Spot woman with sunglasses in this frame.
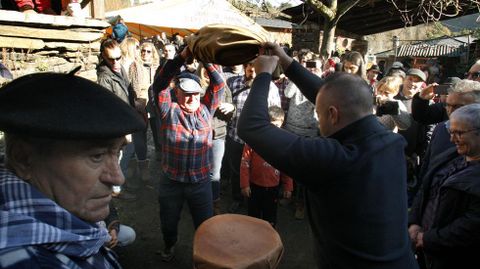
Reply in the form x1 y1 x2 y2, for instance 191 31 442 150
119 41 161 198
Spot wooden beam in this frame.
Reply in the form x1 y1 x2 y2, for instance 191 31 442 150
334 28 363 40
0 25 104 42
90 0 105 19
0 36 44 49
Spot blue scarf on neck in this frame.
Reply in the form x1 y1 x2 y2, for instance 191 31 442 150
0 167 109 258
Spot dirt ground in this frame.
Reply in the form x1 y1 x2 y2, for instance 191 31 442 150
113 141 316 269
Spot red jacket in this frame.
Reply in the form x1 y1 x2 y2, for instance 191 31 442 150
240 144 293 191
15 0 51 12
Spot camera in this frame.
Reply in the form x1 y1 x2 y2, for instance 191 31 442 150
376 100 400 116
433 84 449 95
305 61 317 68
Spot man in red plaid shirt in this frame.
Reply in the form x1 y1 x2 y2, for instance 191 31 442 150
152 47 225 261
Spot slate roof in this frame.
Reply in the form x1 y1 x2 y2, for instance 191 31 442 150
375 35 475 57
253 17 293 29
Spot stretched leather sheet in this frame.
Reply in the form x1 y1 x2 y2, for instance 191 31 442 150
193 214 284 269
186 24 271 66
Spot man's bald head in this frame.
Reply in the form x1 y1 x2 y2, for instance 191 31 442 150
315 72 373 136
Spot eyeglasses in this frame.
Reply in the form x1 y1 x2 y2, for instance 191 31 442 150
446 103 463 111
107 56 122 62
465 71 480 79
448 128 480 138
141 49 152 54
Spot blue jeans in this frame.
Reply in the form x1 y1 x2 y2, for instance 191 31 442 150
119 142 135 176
157 171 213 248
119 130 148 175
210 138 225 200
132 129 147 161
210 138 226 182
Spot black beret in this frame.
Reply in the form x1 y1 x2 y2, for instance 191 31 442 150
0 72 146 139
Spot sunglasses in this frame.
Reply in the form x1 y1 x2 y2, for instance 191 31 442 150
465 71 480 79
107 56 122 62
141 49 152 54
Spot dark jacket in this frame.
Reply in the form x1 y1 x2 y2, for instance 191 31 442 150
238 61 418 269
395 92 432 158
211 86 233 139
417 122 455 183
409 148 480 269
411 93 448 125
97 62 135 106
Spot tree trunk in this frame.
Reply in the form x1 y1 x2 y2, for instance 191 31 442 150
320 21 336 59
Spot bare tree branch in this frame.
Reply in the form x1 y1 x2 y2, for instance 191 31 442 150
335 0 364 24
306 0 336 21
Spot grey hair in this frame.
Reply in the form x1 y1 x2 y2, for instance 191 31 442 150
449 79 480 102
450 103 480 130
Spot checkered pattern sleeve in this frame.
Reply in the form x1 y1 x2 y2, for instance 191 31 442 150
203 63 225 115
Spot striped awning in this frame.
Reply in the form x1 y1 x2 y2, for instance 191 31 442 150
397 44 466 57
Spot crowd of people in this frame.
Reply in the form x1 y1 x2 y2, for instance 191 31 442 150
1 16 480 269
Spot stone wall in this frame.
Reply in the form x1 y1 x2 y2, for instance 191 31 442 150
0 10 109 83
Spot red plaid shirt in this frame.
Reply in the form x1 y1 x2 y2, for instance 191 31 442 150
154 57 224 183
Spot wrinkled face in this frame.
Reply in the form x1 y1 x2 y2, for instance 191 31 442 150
467 64 480 82
403 75 423 97
343 61 359 74
27 138 126 223
141 44 153 63
244 63 256 81
448 118 480 158
446 92 475 117
103 47 122 73
175 88 201 113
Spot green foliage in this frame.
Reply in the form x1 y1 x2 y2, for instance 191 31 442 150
36 61 49 72
453 28 480 40
425 22 452 39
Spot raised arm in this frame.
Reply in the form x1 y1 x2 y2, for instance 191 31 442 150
237 55 343 188
263 42 323 103
202 63 225 114
411 93 447 125
151 55 185 98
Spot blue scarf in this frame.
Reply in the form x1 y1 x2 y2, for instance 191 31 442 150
0 167 109 258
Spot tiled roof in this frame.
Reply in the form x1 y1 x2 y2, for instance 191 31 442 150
253 17 292 29
375 35 474 57
397 44 466 57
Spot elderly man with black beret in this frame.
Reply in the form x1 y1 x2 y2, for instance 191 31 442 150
0 71 145 268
